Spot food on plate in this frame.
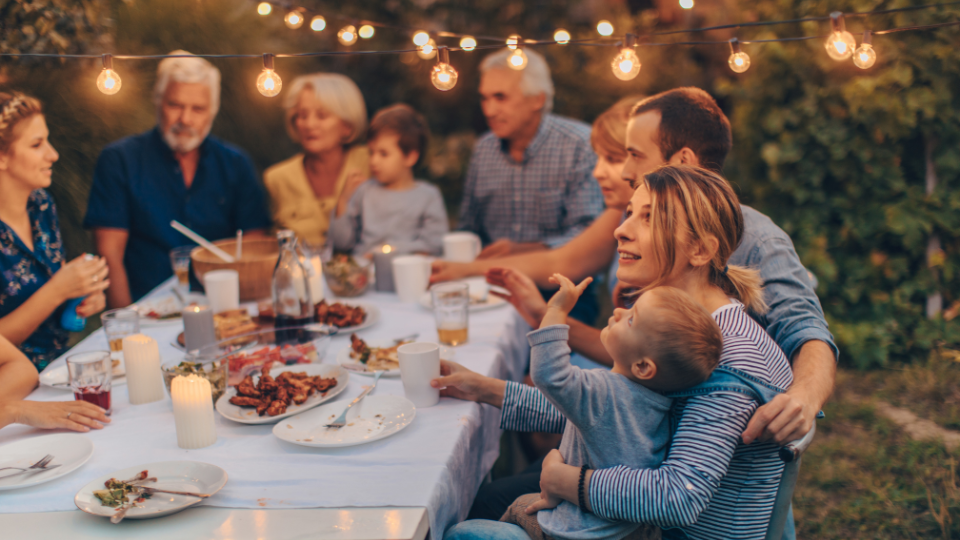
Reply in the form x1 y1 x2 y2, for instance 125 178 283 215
94 470 152 507
227 361 338 416
324 254 371 297
315 300 366 328
214 308 258 340
161 360 227 402
223 341 320 385
348 333 412 371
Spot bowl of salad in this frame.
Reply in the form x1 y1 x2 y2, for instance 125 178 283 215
324 254 371 297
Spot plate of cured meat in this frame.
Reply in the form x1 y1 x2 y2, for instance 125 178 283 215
215 362 349 425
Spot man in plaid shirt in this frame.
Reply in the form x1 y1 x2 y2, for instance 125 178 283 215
459 48 603 260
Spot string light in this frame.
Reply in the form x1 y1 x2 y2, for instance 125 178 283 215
310 15 326 32
508 43 528 71
825 12 856 60
554 29 571 44
338 25 358 46
727 38 751 73
96 54 122 95
284 11 304 29
597 20 614 37
506 34 520 50
256 2 271 16
431 46 458 91
611 34 640 81
359 24 375 39
413 31 430 47
460 36 477 51
256 53 282 97
418 39 438 59
680 0 694 8
853 30 877 69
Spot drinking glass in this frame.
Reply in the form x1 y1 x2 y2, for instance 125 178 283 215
432 283 469 346
100 308 140 364
169 246 194 293
67 351 112 415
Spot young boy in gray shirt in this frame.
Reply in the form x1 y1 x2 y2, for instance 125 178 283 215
501 275 723 540
329 104 448 257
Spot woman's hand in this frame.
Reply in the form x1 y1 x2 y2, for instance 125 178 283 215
430 360 505 408
4 400 111 432
430 260 470 284
47 255 110 303
546 274 593 315
486 268 548 328
75 292 106 318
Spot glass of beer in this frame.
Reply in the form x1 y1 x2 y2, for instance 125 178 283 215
169 246 194 293
432 283 469 346
100 308 140 365
67 351 112 415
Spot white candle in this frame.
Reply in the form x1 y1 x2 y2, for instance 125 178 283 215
306 254 324 306
171 374 217 449
122 334 165 405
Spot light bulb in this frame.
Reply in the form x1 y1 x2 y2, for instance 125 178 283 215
97 68 122 95
432 64 458 91
257 2 271 16
506 34 520 50
554 29 571 44
507 49 528 70
284 11 303 29
825 31 856 60
359 25 375 39
460 36 476 51
310 15 326 31
853 43 876 69
257 70 282 97
611 48 640 81
413 31 430 47
728 52 750 73
597 20 614 36
418 39 438 59
338 25 357 46
679 0 694 8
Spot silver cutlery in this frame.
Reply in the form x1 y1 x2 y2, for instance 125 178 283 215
140 486 211 499
393 333 419 344
0 454 58 476
324 371 382 428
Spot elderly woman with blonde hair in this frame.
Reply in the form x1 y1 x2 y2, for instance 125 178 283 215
264 73 370 248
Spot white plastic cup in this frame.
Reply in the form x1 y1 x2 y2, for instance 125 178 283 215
392 255 431 303
443 232 482 262
397 342 440 408
203 270 240 314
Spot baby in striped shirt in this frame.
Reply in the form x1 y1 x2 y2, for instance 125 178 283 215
501 275 723 540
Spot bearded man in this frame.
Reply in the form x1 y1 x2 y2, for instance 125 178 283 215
84 51 270 307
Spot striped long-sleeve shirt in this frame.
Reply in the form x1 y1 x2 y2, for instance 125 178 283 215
500 302 794 540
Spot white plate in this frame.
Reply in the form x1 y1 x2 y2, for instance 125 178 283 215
131 293 207 326
74 460 227 520
0 434 94 491
419 291 508 312
320 301 380 333
39 361 127 390
335 339 404 378
215 363 349 425
273 394 416 448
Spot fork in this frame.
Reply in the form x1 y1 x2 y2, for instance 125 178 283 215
324 371 382 428
0 454 58 476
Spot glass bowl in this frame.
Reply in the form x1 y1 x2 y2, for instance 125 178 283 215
161 357 228 403
190 324 336 386
324 254 372 297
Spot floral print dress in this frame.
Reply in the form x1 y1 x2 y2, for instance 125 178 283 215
0 189 68 371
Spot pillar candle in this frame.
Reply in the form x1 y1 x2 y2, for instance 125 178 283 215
373 244 396 293
122 334 166 405
171 374 217 449
306 254 325 306
182 305 216 352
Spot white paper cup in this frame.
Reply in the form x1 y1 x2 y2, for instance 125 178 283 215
203 270 240 314
443 232 482 262
398 342 440 408
392 255 431 303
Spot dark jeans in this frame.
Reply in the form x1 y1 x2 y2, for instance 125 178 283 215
468 456 544 521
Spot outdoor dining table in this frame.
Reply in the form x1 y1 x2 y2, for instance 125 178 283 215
0 277 532 540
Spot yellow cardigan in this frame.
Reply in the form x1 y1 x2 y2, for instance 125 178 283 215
263 146 370 247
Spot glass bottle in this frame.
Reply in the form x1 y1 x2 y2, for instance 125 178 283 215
272 230 313 342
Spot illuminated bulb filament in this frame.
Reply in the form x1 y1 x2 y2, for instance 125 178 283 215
508 49 528 70
554 29 571 44
853 43 876 69
460 36 476 51
338 25 357 46
611 48 641 81
359 25 375 39
824 13 856 61
284 11 303 29
507 34 520 50
431 63 459 91
310 16 326 31
413 31 430 47
97 69 122 95
257 2 272 16
257 69 282 97
597 20 614 36
680 0 694 8
418 39 437 59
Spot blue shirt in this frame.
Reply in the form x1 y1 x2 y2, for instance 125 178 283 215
458 114 603 248
0 190 68 370
84 128 271 300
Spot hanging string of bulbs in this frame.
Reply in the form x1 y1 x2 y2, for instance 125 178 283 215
3 1 958 96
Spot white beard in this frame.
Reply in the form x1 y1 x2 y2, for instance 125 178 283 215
162 122 211 153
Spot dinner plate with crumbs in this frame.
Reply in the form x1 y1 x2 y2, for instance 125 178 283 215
131 293 207 326
274 394 416 448
75 460 227 520
316 300 380 333
215 363 349 425
335 337 408 377
0 434 94 491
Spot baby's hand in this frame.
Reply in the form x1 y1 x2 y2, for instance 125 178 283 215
524 491 563 515
546 274 593 315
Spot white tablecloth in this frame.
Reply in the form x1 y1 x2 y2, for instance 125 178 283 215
0 279 532 537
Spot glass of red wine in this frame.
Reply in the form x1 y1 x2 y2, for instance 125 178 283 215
66 351 112 415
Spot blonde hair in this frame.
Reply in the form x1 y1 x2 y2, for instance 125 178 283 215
0 92 43 154
591 95 643 161
283 73 367 145
479 48 554 113
153 50 221 115
642 165 767 313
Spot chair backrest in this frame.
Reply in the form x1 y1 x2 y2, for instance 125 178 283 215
763 422 817 540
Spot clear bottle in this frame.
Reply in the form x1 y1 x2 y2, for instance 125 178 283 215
272 230 313 342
